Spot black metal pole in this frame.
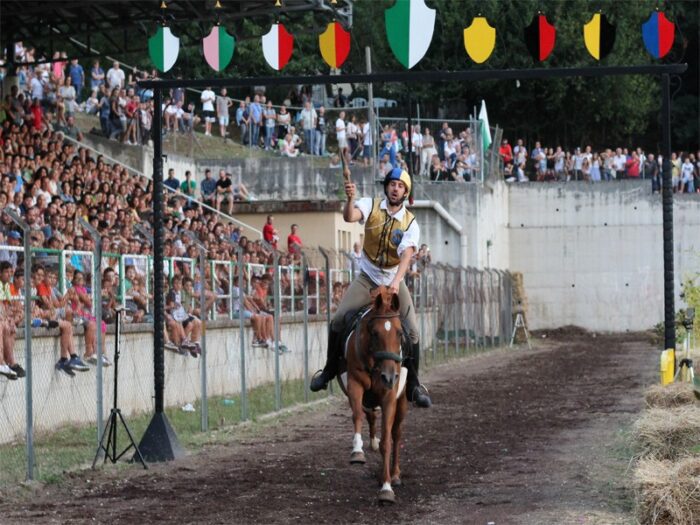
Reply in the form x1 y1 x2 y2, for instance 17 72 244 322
153 86 165 413
660 74 675 351
136 85 183 462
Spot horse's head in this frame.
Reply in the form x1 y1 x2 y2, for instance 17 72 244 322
365 286 403 390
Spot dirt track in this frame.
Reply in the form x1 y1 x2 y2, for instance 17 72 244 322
2 329 657 524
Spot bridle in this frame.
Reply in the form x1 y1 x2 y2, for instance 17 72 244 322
355 310 403 376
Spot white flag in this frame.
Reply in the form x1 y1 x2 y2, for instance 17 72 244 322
479 99 492 152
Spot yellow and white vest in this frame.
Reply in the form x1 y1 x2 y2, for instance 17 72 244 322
362 198 416 268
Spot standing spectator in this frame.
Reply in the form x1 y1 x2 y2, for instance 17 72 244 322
106 61 125 90
335 110 347 161
216 87 232 139
316 106 328 157
670 152 681 191
67 59 84 102
645 153 660 193
626 151 641 179
360 116 372 166
123 93 139 145
276 104 291 143
200 86 216 136
613 148 627 181
263 215 279 250
250 94 262 148
681 156 695 193
263 100 277 151
300 101 317 155
346 114 359 161
235 100 249 145
200 169 217 208
90 59 105 91
287 224 303 255
164 168 180 192
499 139 513 172
333 87 347 107
348 241 362 276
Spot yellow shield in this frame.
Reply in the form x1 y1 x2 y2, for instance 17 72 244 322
463 17 496 64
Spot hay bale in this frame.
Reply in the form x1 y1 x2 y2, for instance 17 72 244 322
645 383 698 408
633 406 700 460
634 456 700 525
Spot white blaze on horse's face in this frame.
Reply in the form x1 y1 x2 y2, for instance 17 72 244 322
384 320 391 332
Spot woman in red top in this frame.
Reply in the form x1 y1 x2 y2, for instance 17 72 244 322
625 152 641 178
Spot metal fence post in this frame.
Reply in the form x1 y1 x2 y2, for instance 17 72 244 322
77 218 105 446
4 208 34 481
301 251 310 403
183 231 208 431
272 252 282 411
235 245 248 421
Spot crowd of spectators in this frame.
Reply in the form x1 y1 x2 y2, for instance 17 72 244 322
498 139 700 193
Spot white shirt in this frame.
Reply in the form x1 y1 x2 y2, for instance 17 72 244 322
362 122 372 146
353 197 420 286
613 154 627 171
106 67 125 89
201 89 215 111
335 118 346 140
681 161 694 182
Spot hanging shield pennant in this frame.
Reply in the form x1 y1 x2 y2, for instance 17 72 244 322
148 26 180 73
203 25 236 72
642 11 675 59
524 13 556 62
463 16 496 64
385 0 436 69
319 21 351 69
262 23 294 70
583 13 616 60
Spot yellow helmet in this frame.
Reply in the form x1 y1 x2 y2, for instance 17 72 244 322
383 168 412 199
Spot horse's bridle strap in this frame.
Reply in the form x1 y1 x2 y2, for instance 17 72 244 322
373 351 403 363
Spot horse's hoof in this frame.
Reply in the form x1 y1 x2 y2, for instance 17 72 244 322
378 489 395 504
370 437 380 451
391 476 402 487
350 451 366 464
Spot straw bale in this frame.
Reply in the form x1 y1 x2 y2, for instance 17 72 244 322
645 383 698 409
634 456 700 525
632 406 700 460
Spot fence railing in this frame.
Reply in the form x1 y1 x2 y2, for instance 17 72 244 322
0 243 514 486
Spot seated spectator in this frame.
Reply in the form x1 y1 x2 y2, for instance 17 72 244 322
232 277 273 347
200 168 216 208
215 170 234 214
65 270 111 366
0 261 24 379
165 275 202 356
281 133 299 158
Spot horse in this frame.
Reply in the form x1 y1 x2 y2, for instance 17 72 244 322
336 285 409 504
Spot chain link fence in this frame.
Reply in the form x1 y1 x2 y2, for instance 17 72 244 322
0 243 513 485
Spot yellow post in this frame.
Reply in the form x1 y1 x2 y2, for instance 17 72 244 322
660 349 675 385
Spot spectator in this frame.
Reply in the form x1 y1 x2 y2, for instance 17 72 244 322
235 99 249 145
681 156 695 193
200 86 216 136
67 59 84 103
335 110 347 161
360 116 372 166
164 168 180 192
333 87 347 108
276 104 291 144
262 215 279 250
281 133 299 158
216 87 232 139
199 168 216 208
64 270 110 366
180 170 196 198
215 170 234 214
0 261 24 379
250 94 262 148
106 61 125 91
287 224 302 255
166 275 202 356
346 114 359 161
263 99 277 151
90 59 105 91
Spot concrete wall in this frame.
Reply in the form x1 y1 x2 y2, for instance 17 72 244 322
508 182 700 331
0 312 437 445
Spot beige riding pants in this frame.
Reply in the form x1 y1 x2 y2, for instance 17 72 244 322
331 272 419 344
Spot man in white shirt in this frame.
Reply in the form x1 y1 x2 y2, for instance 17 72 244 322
200 87 216 136
299 101 317 155
361 118 372 166
106 61 125 90
336 110 347 162
680 156 695 193
613 148 627 180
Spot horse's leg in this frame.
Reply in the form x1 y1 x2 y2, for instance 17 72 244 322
367 409 379 452
391 393 408 486
347 378 367 464
378 398 397 504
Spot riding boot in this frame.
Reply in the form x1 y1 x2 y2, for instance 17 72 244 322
310 328 343 392
406 342 432 408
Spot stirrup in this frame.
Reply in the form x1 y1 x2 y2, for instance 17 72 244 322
310 369 331 392
410 384 432 408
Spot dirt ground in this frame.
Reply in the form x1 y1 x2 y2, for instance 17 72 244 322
1 329 657 524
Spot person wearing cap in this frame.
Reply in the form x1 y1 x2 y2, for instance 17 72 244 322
309 167 432 408
0 231 20 268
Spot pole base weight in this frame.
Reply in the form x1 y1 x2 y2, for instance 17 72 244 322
136 412 184 463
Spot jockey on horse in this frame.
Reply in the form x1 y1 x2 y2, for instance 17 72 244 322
310 167 432 408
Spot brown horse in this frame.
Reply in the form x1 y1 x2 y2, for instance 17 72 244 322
337 285 409 504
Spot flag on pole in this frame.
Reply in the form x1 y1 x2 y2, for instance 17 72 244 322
479 100 492 152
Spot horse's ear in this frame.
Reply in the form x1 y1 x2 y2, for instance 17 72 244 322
374 291 384 310
391 292 400 312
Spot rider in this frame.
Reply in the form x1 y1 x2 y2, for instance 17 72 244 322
310 167 432 407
